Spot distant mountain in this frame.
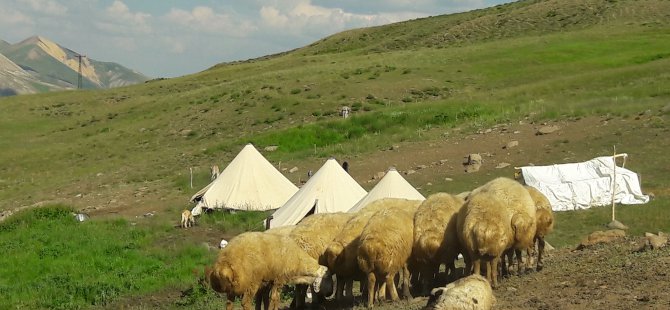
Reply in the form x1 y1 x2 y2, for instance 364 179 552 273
0 36 149 96
0 52 62 96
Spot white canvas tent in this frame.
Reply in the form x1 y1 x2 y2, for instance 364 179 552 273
269 158 367 228
348 167 426 212
520 154 649 211
190 143 298 212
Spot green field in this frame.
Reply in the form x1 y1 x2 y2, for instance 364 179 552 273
0 0 669 308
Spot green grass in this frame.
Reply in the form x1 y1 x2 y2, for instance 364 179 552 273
0 205 216 309
548 197 670 249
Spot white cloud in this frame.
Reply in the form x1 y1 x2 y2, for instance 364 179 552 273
165 6 256 37
98 0 152 34
19 0 67 16
0 7 34 26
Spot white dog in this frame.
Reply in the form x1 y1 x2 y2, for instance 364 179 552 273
181 209 194 228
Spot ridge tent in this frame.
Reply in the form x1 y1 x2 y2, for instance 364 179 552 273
520 154 649 211
348 167 426 212
190 143 298 212
269 158 367 228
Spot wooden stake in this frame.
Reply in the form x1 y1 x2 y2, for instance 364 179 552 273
190 167 193 189
612 145 616 221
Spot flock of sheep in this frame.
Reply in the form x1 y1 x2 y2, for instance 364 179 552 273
205 177 555 310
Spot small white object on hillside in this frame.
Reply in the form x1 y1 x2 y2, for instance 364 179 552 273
220 239 228 249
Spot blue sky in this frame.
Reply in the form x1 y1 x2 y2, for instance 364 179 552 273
0 0 512 78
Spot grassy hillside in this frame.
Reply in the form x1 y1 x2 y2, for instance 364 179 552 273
1 7 668 212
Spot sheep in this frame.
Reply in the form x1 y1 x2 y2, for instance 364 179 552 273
412 193 465 295
425 274 496 310
181 209 194 228
458 177 536 287
288 212 354 308
357 203 420 307
503 185 554 275
525 185 554 271
324 198 423 301
208 232 330 310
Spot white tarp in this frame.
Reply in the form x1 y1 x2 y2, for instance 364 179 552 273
521 154 649 211
269 158 367 228
190 143 298 211
348 167 426 212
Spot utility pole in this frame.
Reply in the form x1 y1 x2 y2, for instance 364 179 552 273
75 54 86 89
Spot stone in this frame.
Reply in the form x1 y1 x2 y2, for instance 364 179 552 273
607 220 629 230
444 177 453 182
439 159 449 164
536 125 560 135
416 164 428 170
180 129 193 136
576 229 626 250
264 145 279 152
390 144 400 151
661 104 670 114
405 169 416 175
372 171 386 180
463 153 482 173
647 234 668 249
289 167 299 173
496 162 511 169
504 141 519 149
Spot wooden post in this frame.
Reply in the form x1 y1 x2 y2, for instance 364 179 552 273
190 167 193 189
607 147 627 230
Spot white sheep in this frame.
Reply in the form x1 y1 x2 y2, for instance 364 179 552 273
324 198 422 301
357 203 420 307
208 232 330 310
458 177 536 287
412 193 465 295
425 274 496 310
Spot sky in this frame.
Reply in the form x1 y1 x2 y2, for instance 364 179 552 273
0 0 512 78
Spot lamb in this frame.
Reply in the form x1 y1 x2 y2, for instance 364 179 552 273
288 212 354 308
458 177 536 287
425 274 496 310
357 203 420 307
324 198 422 301
181 209 194 228
412 193 465 295
208 232 330 310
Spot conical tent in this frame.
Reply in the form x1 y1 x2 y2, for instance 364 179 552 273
191 144 298 211
269 158 367 228
348 167 425 212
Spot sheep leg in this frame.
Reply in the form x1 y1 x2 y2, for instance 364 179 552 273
335 275 345 300
242 293 254 310
537 237 545 271
366 272 376 308
293 284 307 309
345 278 354 300
473 258 481 278
386 273 400 301
226 294 236 310
269 284 280 310
515 248 524 275
491 256 500 288
401 264 412 300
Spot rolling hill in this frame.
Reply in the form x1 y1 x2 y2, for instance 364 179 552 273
0 35 149 96
0 0 668 215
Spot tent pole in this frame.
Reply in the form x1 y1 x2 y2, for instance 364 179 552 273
606 146 626 230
